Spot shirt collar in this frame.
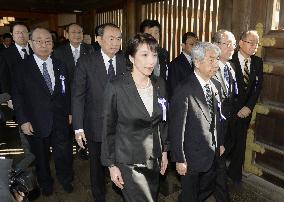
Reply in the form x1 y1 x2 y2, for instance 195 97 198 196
33 53 51 66
70 43 81 52
15 43 29 53
194 70 211 87
238 51 250 63
101 49 116 64
182 51 192 63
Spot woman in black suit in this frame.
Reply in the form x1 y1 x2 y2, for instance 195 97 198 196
101 33 168 202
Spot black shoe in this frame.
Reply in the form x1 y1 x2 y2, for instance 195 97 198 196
41 186 53 196
62 183 73 193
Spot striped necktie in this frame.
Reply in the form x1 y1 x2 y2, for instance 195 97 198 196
42 62 53 94
243 59 250 87
21 48 28 59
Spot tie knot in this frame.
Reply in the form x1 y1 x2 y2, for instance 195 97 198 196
42 62 47 69
22 48 27 53
109 59 113 64
204 84 210 90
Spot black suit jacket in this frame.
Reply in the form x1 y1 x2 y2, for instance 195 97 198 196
230 51 263 112
157 47 169 81
72 50 127 142
214 61 238 118
12 55 71 138
101 72 168 166
168 53 194 97
169 73 223 172
0 44 33 94
53 43 94 85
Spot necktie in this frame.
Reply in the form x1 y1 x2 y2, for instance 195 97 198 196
204 84 216 146
21 48 28 59
223 64 230 92
108 59 115 80
204 84 214 116
42 62 53 94
243 59 250 87
73 48 79 64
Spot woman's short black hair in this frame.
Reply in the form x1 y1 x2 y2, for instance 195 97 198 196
125 33 159 69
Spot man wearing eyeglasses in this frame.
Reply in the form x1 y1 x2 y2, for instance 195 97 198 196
12 27 73 196
228 30 263 184
212 29 239 202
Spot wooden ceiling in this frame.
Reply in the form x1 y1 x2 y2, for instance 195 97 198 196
0 0 124 13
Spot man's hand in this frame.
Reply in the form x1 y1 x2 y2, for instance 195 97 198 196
176 162 187 175
7 100 13 110
237 106 251 118
109 166 124 189
75 132 87 149
160 152 168 175
220 145 225 156
21 122 34 135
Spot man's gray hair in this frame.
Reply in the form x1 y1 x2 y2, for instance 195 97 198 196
191 42 221 62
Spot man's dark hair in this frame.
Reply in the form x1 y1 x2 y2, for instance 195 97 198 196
66 23 83 33
182 32 198 44
139 19 161 33
125 33 158 69
96 23 120 37
239 30 258 40
2 33 12 39
10 22 29 33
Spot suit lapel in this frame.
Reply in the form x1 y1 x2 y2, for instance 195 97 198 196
29 56 51 95
116 53 125 76
95 51 108 86
191 74 211 122
124 72 151 120
52 58 61 96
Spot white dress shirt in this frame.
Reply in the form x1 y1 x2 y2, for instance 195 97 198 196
15 43 30 59
101 49 117 74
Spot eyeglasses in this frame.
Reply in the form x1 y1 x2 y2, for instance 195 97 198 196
242 40 260 46
13 31 29 35
218 42 236 49
32 40 53 46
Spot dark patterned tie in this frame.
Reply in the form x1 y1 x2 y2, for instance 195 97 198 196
108 59 115 80
244 59 250 87
224 64 230 93
204 84 214 116
73 48 79 64
21 48 28 59
204 84 216 146
42 62 53 94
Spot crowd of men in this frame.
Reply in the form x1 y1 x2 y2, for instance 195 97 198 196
0 19 263 202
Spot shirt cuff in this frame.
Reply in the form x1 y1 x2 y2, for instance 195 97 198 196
75 129 84 134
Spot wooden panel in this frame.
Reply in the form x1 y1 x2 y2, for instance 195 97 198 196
264 47 284 62
260 74 284 105
182 0 187 35
172 0 177 58
177 0 182 54
255 150 284 175
199 0 205 40
204 0 211 41
212 0 218 35
255 111 284 151
188 0 193 32
193 0 199 34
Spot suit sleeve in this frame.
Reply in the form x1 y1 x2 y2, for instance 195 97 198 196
0 54 11 94
169 85 188 163
71 56 88 130
246 57 263 110
12 62 28 125
101 82 118 166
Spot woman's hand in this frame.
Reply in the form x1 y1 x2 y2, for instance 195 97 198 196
160 152 168 175
109 166 124 189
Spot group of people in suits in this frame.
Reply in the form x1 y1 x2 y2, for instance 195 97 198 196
0 17 263 202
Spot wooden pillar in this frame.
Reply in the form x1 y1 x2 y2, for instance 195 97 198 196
124 0 136 43
48 14 58 32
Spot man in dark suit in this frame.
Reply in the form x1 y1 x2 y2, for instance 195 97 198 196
72 23 126 202
53 23 93 86
212 29 238 202
228 30 263 183
53 23 93 160
12 27 73 196
140 19 169 81
169 42 225 202
0 23 36 174
0 33 12 52
168 32 198 97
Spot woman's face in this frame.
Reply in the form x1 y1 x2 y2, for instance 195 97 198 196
130 43 158 77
